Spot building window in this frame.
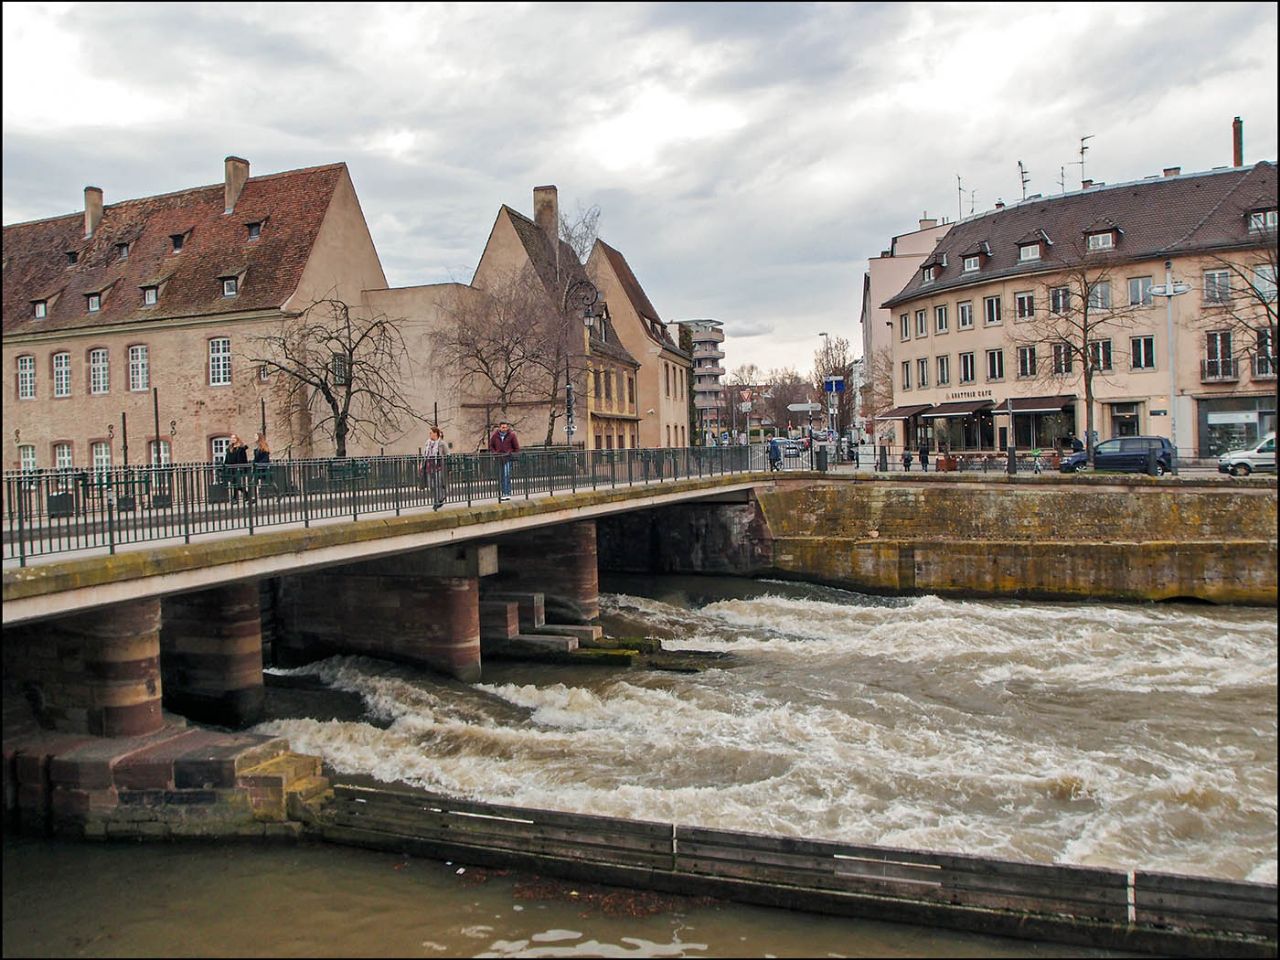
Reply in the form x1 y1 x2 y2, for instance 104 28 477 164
1248 209 1278 231
247 221 262 240
54 441 73 470
604 372 613 401
936 354 950 386
986 349 1005 381
1018 243 1040 261
1128 276 1153 307
957 301 973 329
963 255 980 273
1050 286 1071 315
1203 269 1231 303
923 266 935 283
258 364 271 383
116 243 129 260
934 305 948 334
1017 346 1037 378
209 337 232 386
87 293 101 313
34 300 47 319
1086 232 1114 250
92 441 112 475
53 351 71 397
1205 330 1233 374
1088 338 1113 371
143 286 158 306
899 314 910 341
1131 336 1156 370
593 369 602 399
1052 343 1073 374
1087 280 1112 310
210 436 231 463
19 444 37 472
331 353 350 386
150 440 171 466
171 234 185 252
129 345 149 391
959 351 976 384
66 250 78 265
915 310 927 338
1014 291 1035 320
628 376 635 406
89 347 109 394
916 358 928 388
664 364 671 397
1256 328 1277 377
17 355 36 399
901 361 911 391
1254 265 1278 302
983 296 1001 325
222 277 239 298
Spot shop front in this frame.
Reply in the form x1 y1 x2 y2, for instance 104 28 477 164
920 400 996 453
990 395 1078 452
1196 394 1278 457
874 404 933 454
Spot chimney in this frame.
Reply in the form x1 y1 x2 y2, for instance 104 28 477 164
1163 166 1181 178
224 156 250 214
919 216 937 230
1232 117 1243 167
533 184 559 274
1081 179 1094 190
84 186 104 238
994 200 1005 210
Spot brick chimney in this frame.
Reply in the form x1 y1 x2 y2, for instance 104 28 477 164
224 156 250 214
533 184 559 274
994 200 1005 210
84 186 103 238
1163 166 1181 178
1232 117 1243 167
1081 179 1094 190
919 215 937 230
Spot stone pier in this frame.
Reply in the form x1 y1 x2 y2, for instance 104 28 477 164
160 582 265 728
494 521 600 623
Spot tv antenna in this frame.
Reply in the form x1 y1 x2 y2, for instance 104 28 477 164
1018 160 1030 200
1073 135 1095 187
968 189 976 216
1058 165 1067 193
956 175 963 221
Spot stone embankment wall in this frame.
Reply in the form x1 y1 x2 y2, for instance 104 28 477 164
599 475 1277 605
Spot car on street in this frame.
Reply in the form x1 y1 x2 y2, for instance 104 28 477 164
1218 433 1276 476
1060 436 1175 476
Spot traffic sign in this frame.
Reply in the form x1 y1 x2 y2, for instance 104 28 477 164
787 402 823 412
823 376 845 393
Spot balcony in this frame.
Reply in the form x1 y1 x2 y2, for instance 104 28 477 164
696 365 726 378
694 346 726 361
693 396 722 410
1200 358 1239 382
692 327 725 345
1253 355 1278 380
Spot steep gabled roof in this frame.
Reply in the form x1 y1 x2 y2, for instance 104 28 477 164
884 161 1277 309
592 238 683 355
501 204 593 294
3 163 346 335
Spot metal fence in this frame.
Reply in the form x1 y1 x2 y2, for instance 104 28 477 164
3 445 752 566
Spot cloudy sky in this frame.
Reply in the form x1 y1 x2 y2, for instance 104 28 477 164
4 2 1277 374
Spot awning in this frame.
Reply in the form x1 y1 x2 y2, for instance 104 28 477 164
991 394 1077 415
875 403 933 420
920 400 995 419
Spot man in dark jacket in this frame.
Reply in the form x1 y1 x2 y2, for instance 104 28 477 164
488 420 520 500
223 434 250 501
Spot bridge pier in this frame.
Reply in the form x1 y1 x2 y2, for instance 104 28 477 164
495 520 600 623
275 545 495 682
160 583 266 729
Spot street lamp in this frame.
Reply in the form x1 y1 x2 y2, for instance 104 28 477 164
1151 262 1191 474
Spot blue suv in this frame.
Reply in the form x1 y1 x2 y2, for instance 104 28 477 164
1060 436 1174 476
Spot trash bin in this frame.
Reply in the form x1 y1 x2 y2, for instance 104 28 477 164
815 445 828 472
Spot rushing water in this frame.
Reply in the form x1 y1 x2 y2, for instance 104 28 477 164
4 575 1274 957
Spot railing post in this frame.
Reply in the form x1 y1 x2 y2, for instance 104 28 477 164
16 476 27 567
302 463 311 528
106 497 117 556
394 456 402 516
182 466 192 544
350 463 358 522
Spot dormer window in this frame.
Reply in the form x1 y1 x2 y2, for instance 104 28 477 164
1249 209 1278 232
87 293 101 313
222 277 239 297
922 266 936 283
246 221 262 240
170 233 186 253
66 250 78 265
33 300 47 319
116 242 130 260
1086 231 1115 250
1019 243 1041 261
963 255 980 273
143 286 158 306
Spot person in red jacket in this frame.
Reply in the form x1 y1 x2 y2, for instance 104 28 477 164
488 419 520 501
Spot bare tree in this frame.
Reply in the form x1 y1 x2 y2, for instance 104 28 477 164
1194 236 1279 378
559 202 602 265
1009 240 1146 462
761 367 809 436
811 335 856 436
247 297 419 458
862 346 897 443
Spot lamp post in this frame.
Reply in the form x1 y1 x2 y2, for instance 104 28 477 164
563 278 597 446
819 331 837 461
1151 262 1191 475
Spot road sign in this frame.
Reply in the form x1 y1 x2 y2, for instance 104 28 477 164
788 402 823 412
823 376 845 393
738 402 752 412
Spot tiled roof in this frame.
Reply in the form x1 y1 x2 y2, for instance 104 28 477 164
884 161 1278 309
593 238 686 357
3 163 346 335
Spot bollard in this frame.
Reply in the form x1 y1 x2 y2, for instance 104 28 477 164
878 445 889 472
1007 445 1017 475
1146 446 1158 476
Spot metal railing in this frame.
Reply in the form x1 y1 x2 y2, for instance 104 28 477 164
1201 357 1239 382
3 446 752 566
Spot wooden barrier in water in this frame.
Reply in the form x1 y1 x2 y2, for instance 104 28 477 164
322 784 1277 958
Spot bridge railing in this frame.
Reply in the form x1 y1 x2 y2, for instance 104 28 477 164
2 445 753 566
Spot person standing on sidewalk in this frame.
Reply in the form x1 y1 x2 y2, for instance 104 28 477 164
488 419 520 501
919 442 930 472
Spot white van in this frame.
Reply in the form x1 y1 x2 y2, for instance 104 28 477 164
1217 433 1276 476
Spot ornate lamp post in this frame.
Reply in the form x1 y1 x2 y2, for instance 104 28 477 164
1151 262 1190 474
563 279 598 444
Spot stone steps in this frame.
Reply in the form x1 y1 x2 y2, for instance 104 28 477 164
238 751 327 822
524 623 604 645
481 633 579 655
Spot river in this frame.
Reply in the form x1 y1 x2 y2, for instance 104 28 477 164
4 574 1275 957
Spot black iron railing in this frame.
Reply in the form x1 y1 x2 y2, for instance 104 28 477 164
3 446 753 566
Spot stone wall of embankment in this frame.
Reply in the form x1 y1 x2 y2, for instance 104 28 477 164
598 475 1277 605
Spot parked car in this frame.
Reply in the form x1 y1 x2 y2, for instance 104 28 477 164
1218 433 1276 476
1060 436 1174 476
